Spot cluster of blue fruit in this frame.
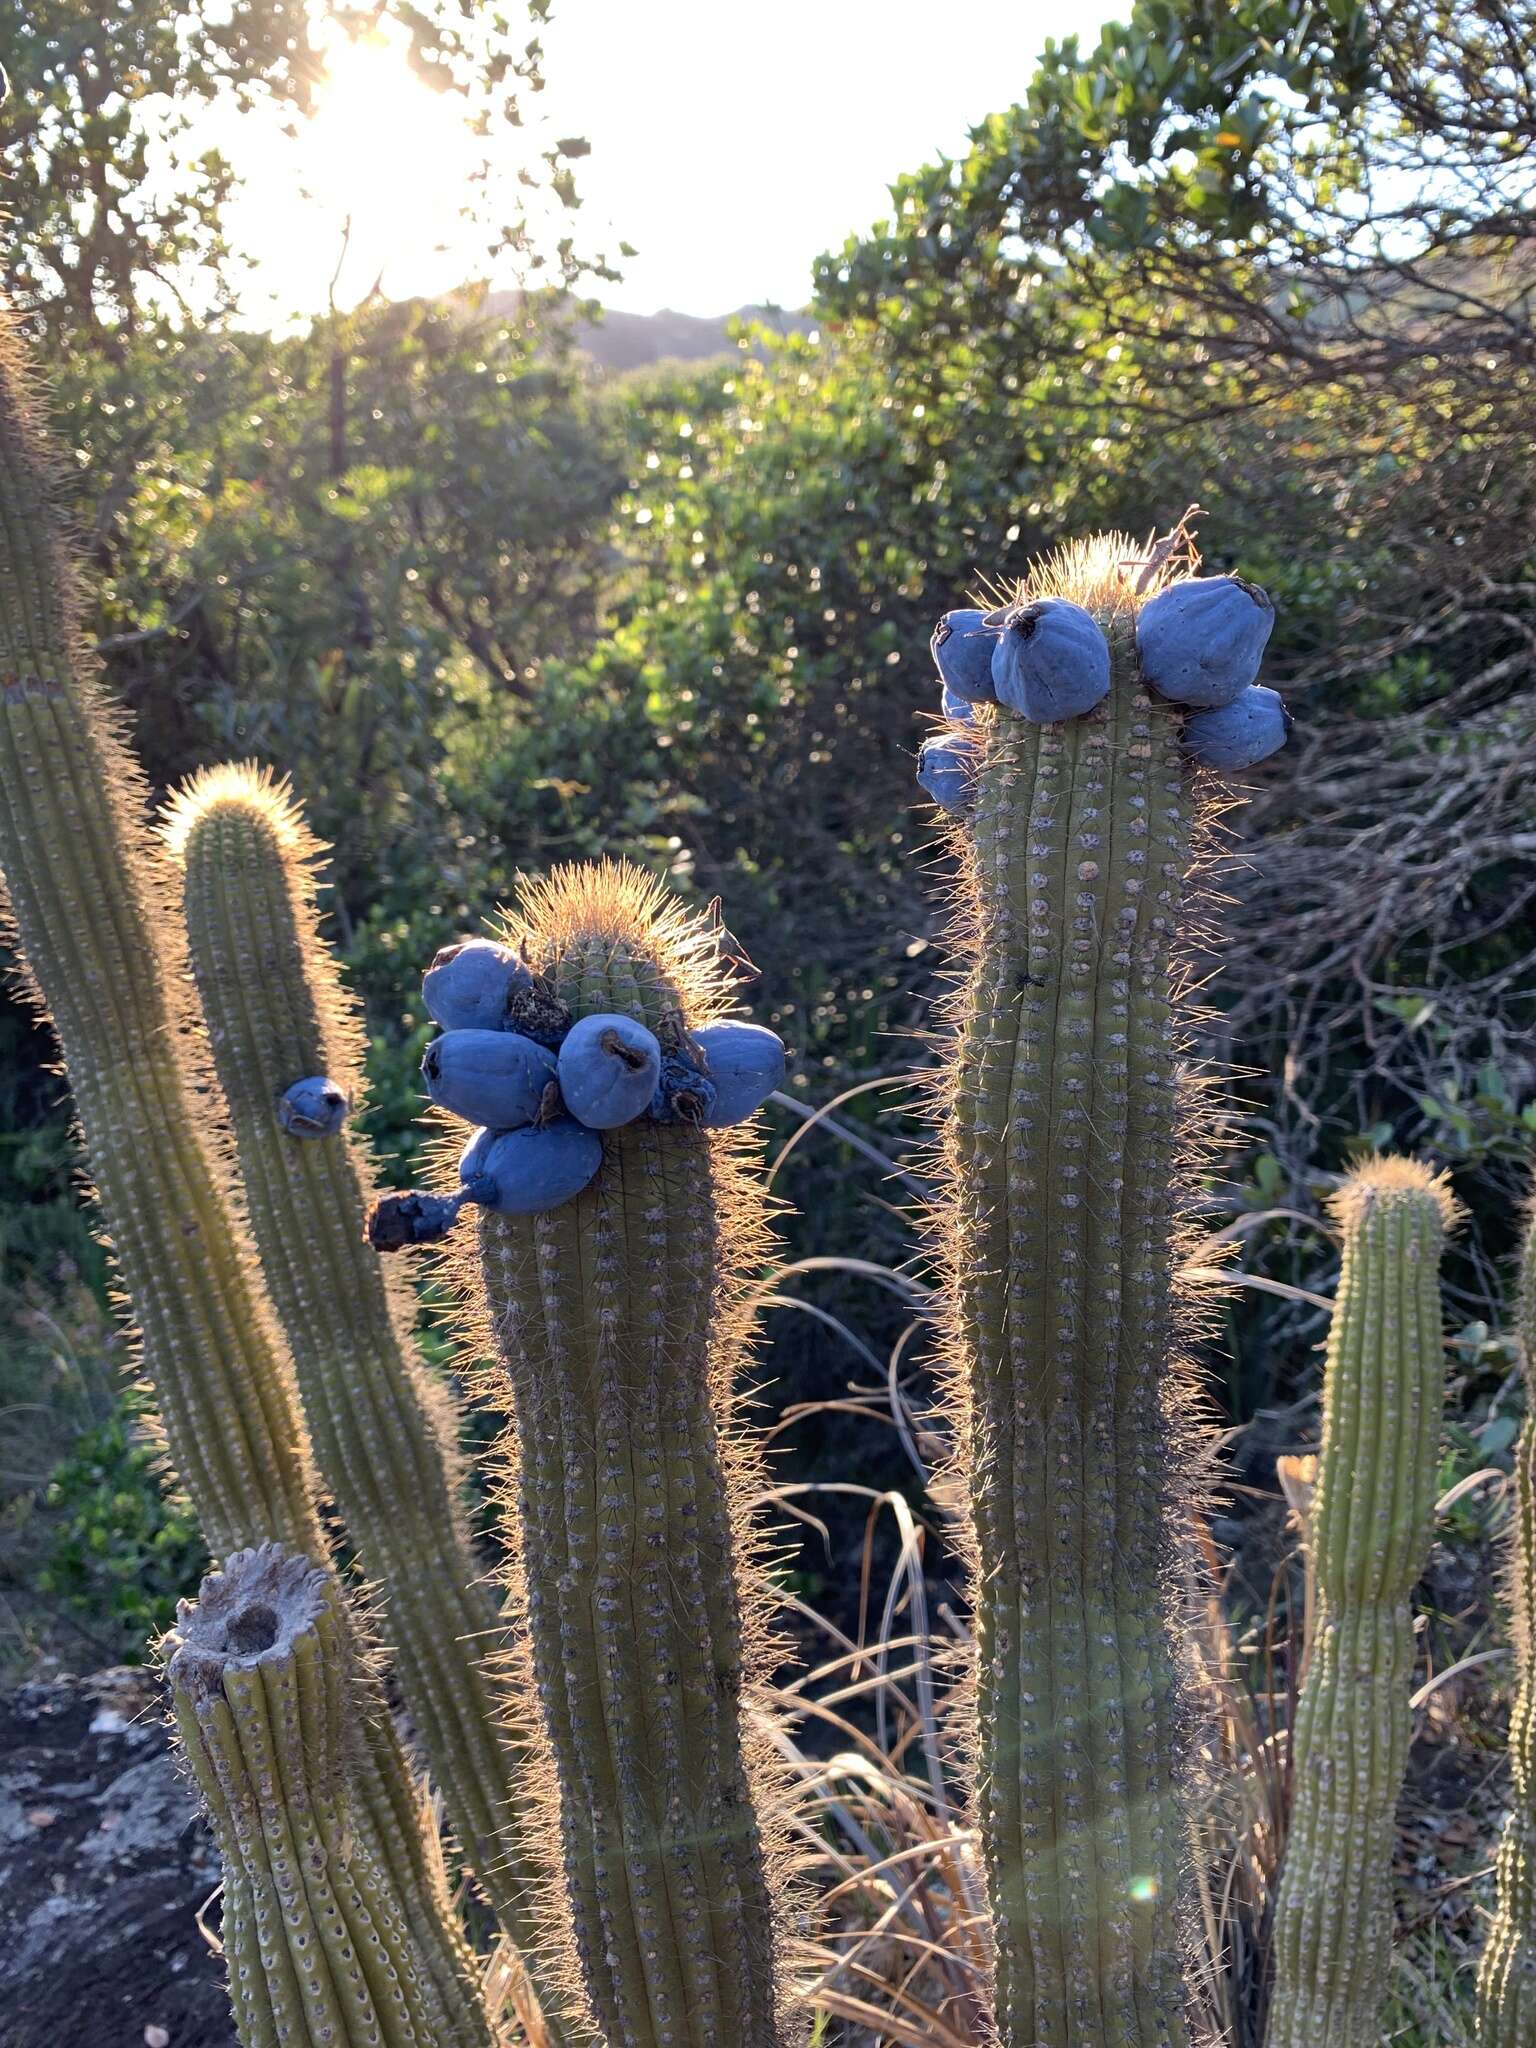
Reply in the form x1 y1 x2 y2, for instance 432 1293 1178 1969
917 573 1291 810
364 938 785 1250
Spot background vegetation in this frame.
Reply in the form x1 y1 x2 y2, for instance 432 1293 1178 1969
2 2 1533 2032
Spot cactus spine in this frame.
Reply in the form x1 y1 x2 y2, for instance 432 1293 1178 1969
164 766 561 2028
1476 1193 1536 2041
468 861 795 2047
167 1546 463 2048
0 321 491 2046
936 540 1205 2046
1267 1158 1453 2048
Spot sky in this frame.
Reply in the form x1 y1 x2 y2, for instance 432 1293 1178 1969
221 0 1117 325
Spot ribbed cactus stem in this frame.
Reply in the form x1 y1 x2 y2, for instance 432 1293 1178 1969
470 862 794 2047
165 768 561 2030
1268 1157 1453 2048
1476 1193 1536 2041
939 540 1203 2046
168 1545 459 2047
0 320 490 2048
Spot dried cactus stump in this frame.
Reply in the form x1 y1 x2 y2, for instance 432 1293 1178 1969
1268 1159 1453 2048
466 862 798 2048
167 1546 457 2048
923 535 1292 2048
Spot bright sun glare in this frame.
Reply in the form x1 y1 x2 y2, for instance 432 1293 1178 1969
222 20 494 321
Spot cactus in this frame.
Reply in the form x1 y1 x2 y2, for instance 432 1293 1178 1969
162 766 566 2033
1267 1158 1454 2048
1476 1192 1536 2042
0 320 491 2045
927 535 1292 2047
459 859 797 2047
166 1545 466 2048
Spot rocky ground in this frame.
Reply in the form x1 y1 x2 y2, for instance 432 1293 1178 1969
0 1665 233 2048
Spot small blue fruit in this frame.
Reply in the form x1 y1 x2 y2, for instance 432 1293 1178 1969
1183 685 1292 770
916 736 975 812
1136 574 1275 708
691 1021 786 1126
277 1076 348 1138
650 1055 718 1126
930 609 997 704
557 1012 662 1129
422 1029 556 1128
457 1118 603 1215
989 597 1111 720
421 939 531 1033
940 684 975 724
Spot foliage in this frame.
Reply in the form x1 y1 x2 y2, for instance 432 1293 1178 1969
36 1407 206 1663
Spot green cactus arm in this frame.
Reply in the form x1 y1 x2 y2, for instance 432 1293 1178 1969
937 542 1200 2047
163 767 565 2031
167 1545 462 2048
1267 1158 1453 2048
466 862 798 2048
1476 1193 1536 2042
0 320 491 2048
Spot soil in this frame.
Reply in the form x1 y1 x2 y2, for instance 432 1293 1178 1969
0 1665 234 2048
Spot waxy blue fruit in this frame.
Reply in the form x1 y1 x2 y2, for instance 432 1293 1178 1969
930 609 997 704
1184 684 1292 770
650 1055 719 1126
421 938 531 1033
1136 573 1275 708
421 1029 556 1129
989 597 1111 720
692 1021 786 1127
558 1012 662 1129
458 1118 603 1215
940 684 975 724
277 1075 348 1138
917 736 975 812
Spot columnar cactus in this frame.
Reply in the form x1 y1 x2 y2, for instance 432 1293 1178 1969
0 322 490 2043
162 766 560 2029
924 535 1290 2046
451 861 797 2046
167 1545 464 2048
1267 1158 1453 2048
1476 1192 1536 2042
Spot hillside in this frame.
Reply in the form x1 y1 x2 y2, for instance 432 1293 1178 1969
482 292 815 373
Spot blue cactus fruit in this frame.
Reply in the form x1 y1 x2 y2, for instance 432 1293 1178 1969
917 735 975 812
691 1021 786 1127
276 1075 348 1138
989 596 1111 720
941 684 975 724
421 1029 557 1128
930 609 997 705
457 1118 603 1215
557 1012 662 1130
1184 684 1292 769
650 1055 719 1126
1136 573 1275 708
421 937 531 1032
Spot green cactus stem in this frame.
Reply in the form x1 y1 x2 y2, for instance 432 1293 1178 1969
1267 1157 1453 2048
163 765 560 2031
465 860 796 2048
0 319 490 2048
935 537 1217 2047
1475 1192 1536 2042
167 1544 461 2048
